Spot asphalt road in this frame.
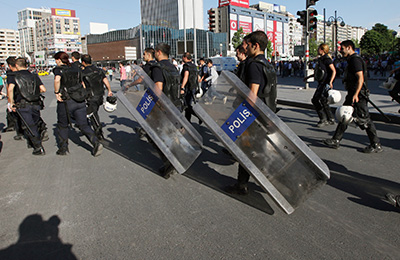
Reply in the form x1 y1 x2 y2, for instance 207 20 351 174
0 75 399 259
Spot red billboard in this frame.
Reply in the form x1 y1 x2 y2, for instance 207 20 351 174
219 0 249 8
51 8 76 17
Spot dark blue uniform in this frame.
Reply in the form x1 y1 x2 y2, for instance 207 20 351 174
54 66 101 155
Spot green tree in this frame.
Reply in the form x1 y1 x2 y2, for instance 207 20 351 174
231 27 245 49
309 38 318 57
360 30 383 54
266 41 273 59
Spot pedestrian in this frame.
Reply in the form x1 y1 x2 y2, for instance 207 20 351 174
203 59 227 105
53 51 103 156
119 62 127 91
198 57 209 94
125 47 156 91
225 31 277 195
323 40 383 153
181 52 201 124
7 57 46 155
234 44 247 82
150 43 182 178
0 76 5 99
305 43 337 127
107 67 113 82
81 54 113 140
388 64 400 113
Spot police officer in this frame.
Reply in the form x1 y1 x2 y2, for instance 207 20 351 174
151 43 182 178
198 57 208 94
2 57 20 134
234 44 247 82
305 43 336 127
181 52 201 124
225 31 277 195
53 51 103 156
125 47 156 91
324 40 382 153
71 51 82 70
7 58 46 155
81 54 113 140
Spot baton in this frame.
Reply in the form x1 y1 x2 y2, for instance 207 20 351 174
360 93 391 122
15 108 35 137
64 101 73 128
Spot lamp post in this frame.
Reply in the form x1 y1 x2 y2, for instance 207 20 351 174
327 11 345 58
220 43 223 56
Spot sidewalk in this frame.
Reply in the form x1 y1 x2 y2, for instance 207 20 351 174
276 76 400 124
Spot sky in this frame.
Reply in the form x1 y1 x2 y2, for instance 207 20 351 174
0 0 399 34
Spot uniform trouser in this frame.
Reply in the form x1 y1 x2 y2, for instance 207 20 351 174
388 80 400 104
56 99 98 150
333 93 380 145
17 105 42 149
311 83 334 121
184 89 201 122
87 96 104 136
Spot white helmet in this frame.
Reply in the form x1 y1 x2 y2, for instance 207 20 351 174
195 85 203 99
379 76 397 91
335 106 354 125
327 89 342 104
103 96 117 113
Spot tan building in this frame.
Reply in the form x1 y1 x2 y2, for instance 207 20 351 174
0 29 21 65
35 8 82 66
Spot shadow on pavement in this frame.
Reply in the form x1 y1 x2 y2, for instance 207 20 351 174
325 160 400 212
184 126 275 215
0 214 78 260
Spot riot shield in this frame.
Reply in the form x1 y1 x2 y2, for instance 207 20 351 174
116 65 203 174
193 71 330 214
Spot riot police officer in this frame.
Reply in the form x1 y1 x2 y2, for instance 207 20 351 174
323 40 382 153
81 54 113 140
225 31 277 195
151 43 183 178
53 51 103 156
181 52 201 124
7 58 46 155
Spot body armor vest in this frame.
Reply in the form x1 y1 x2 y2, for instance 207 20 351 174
15 72 40 102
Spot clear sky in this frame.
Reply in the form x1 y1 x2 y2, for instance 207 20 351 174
0 0 399 34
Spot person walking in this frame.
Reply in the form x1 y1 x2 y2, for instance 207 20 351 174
323 40 382 153
305 43 337 127
53 51 103 156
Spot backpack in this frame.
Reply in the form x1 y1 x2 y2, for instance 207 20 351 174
60 65 87 102
150 62 183 109
247 57 277 113
314 59 326 82
15 72 41 102
184 62 199 91
83 67 105 97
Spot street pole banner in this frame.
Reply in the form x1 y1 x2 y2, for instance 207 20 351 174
116 65 203 174
192 71 330 214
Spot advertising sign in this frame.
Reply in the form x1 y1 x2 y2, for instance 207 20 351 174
253 17 265 32
219 0 249 8
239 15 252 34
51 8 76 17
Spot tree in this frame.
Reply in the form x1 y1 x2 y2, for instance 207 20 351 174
360 30 383 55
309 38 319 57
231 27 246 49
266 40 273 60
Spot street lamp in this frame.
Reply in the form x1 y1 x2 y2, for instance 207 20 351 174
219 43 223 56
327 11 345 58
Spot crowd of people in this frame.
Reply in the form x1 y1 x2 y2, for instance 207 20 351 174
1 31 399 208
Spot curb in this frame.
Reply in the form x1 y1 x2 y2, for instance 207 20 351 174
277 99 400 125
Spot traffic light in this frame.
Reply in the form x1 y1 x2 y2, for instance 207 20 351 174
307 8 318 33
297 10 307 26
307 0 319 8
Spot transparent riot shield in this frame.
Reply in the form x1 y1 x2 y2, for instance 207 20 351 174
116 65 203 174
193 71 330 214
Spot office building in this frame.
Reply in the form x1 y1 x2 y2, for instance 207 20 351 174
17 7 51 56
140 0 204 30
0 29 21 65
35 8 82 66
